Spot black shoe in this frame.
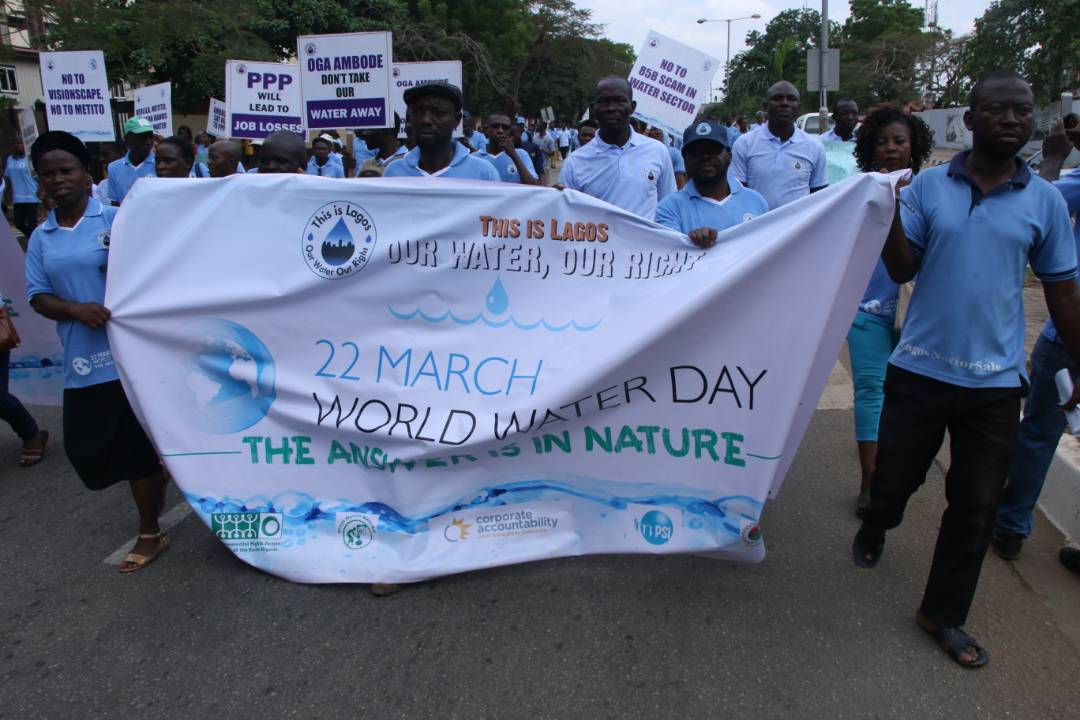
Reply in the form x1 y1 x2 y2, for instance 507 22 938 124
991 532 1024 561
1060 547 1080 576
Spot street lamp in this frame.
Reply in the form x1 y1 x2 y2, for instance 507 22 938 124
697 14 762 102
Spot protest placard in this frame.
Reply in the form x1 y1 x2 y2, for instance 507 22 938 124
208 98 228 136
390 61 463 134
18 108 38 148
225 60 303 139
133 81 173 136
629 31 719 140
39 50 114 141
297 32 393 130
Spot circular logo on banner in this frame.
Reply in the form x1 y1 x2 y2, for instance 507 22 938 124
702 60 712 71
649 38 658 47
302 201 377 280
89 58 98 71
305 43 317 56
72 357 92 376
392 67 401 77
341 518 375 549
236 64 246 75
638 510 673 546
741 522 762 547
46 60 54 71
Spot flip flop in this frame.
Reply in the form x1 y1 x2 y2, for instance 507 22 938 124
118 533 170 574
919 622 989 669
852 524 885 568
18 430 49 467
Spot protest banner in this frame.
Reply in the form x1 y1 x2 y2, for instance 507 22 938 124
297 32 393 130
133 81 173 136
629 31 719 140
38 50 114 141
225 60 303 139
1 222 63 406
208 98 228 136
18 108 38 149
106 172 897 584
390 61 463 134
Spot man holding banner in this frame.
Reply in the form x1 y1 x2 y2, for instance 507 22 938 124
474 113 541 185
558 76 676 217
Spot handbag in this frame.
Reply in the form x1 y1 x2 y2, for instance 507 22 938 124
0 305 20 351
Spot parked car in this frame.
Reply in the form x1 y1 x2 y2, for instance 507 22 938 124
1026 146 1080 176
796 112 833 135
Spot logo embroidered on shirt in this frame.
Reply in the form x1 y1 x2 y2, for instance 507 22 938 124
96 231 111 250
646 169 656 182
793 160 803 170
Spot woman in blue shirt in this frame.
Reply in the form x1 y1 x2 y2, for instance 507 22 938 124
155 135 196 178
848 107 933 515
25 131 168 573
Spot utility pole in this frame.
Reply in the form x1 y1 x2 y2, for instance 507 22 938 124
819 0 829 129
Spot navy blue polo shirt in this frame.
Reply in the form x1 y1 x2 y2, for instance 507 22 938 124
891 151 1077 388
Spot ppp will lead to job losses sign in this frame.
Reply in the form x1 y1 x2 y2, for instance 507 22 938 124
225 60 303 139
629 31 719 141
298 32 393 130
39 50 115 141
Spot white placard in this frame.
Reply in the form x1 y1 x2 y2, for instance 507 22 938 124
225 60 303 139
105 172 900 584
18 108 38 148
390 61 463 134
39 50 115 141
297 32 393 130
208 98 228 136
629 31 720 140
134 81 173 136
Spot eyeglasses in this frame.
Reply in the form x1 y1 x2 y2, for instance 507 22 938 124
488 123 512 130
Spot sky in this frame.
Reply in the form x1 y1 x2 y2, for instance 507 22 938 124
578 0 993 65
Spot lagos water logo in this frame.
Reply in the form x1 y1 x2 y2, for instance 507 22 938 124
302 201 377 280
696 122 711 136
636 510 673 545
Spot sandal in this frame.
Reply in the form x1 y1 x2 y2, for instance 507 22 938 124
18 430 49 467
118 533 170 574
917 617 989 669
855 490 871 518
852 524 885 568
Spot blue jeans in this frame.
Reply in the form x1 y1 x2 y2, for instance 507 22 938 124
0 350 39 441
995 335 1075 538
847 313 897 442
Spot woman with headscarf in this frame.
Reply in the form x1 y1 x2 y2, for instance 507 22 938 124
25 131 169 572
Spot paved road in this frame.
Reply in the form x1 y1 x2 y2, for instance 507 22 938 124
2 394 1078 719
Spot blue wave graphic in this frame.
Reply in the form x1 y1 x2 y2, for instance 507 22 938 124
387 306 601 333
187 478 762 538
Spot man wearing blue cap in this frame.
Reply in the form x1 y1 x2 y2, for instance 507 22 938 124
655 120 769 247
106 117 156 205
384 83 498 181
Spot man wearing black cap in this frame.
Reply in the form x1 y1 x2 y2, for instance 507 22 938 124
655 120 769 248
384 83 499 180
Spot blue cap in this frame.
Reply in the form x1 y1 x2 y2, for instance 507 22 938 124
682 120 730 150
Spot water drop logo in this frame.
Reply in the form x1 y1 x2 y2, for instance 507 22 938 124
486 277 509 314
636 510 673 546
302 201 377 279
175 318 276 434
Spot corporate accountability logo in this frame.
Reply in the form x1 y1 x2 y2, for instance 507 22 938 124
440 507 559 543
302 201 377 280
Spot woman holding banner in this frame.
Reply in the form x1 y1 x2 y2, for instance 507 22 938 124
847 107 933 516
24 131 169 573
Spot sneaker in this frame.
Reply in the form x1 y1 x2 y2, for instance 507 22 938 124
1060 547 1080 576
991 531 1024 561
370 583 400 596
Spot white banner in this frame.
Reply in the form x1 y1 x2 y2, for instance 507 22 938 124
106 173 896 584
391 61 462 133
297 32 393 130
208 98 228 136
18 108 38 149
225 60 303 139
629 31 720 140
1 222 63 406
133 81 173 136
39 50 115 141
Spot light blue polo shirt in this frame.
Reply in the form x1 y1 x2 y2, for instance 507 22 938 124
821 127 855 143
383 142 500 181
559 128 677 218
730 125 827 210
24 198 120 389
475 148 538 183
655 178 768 237
105 152 156 204
668 146 685 175
1041 170 1080 344
353 137 377 163
4 155 37 203
468 130 489 153
892 153 1077 388
306 157 345 178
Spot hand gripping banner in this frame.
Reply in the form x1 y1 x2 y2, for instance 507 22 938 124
106 173 897 583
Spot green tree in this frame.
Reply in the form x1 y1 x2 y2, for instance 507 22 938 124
838 0 929 106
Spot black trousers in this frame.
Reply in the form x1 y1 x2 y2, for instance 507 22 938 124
12 202 38 239
863 365 1024 628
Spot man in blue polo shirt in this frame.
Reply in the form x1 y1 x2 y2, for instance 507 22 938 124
463 112 488 153
821 99 859 143
474 113 540 185
731 81 827 210
306 136 345 178
384 83 498 181
854 71 1080 669
4 137 38 238
559 76 676 217
655 120 768 246
105 117 156 205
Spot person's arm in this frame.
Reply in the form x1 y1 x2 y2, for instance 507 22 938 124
880 182 922 283
511 147 540 186
809 142 828 192
656 152 677 201
24 233 110 326
557 155 576 190
730 139 748 184
1039 120 1072 183
1044 279 1080 407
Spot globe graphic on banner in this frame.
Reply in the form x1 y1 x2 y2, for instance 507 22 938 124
178 319 275 434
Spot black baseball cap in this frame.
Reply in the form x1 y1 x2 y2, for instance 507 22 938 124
403 82 463 112
682 120 731 151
